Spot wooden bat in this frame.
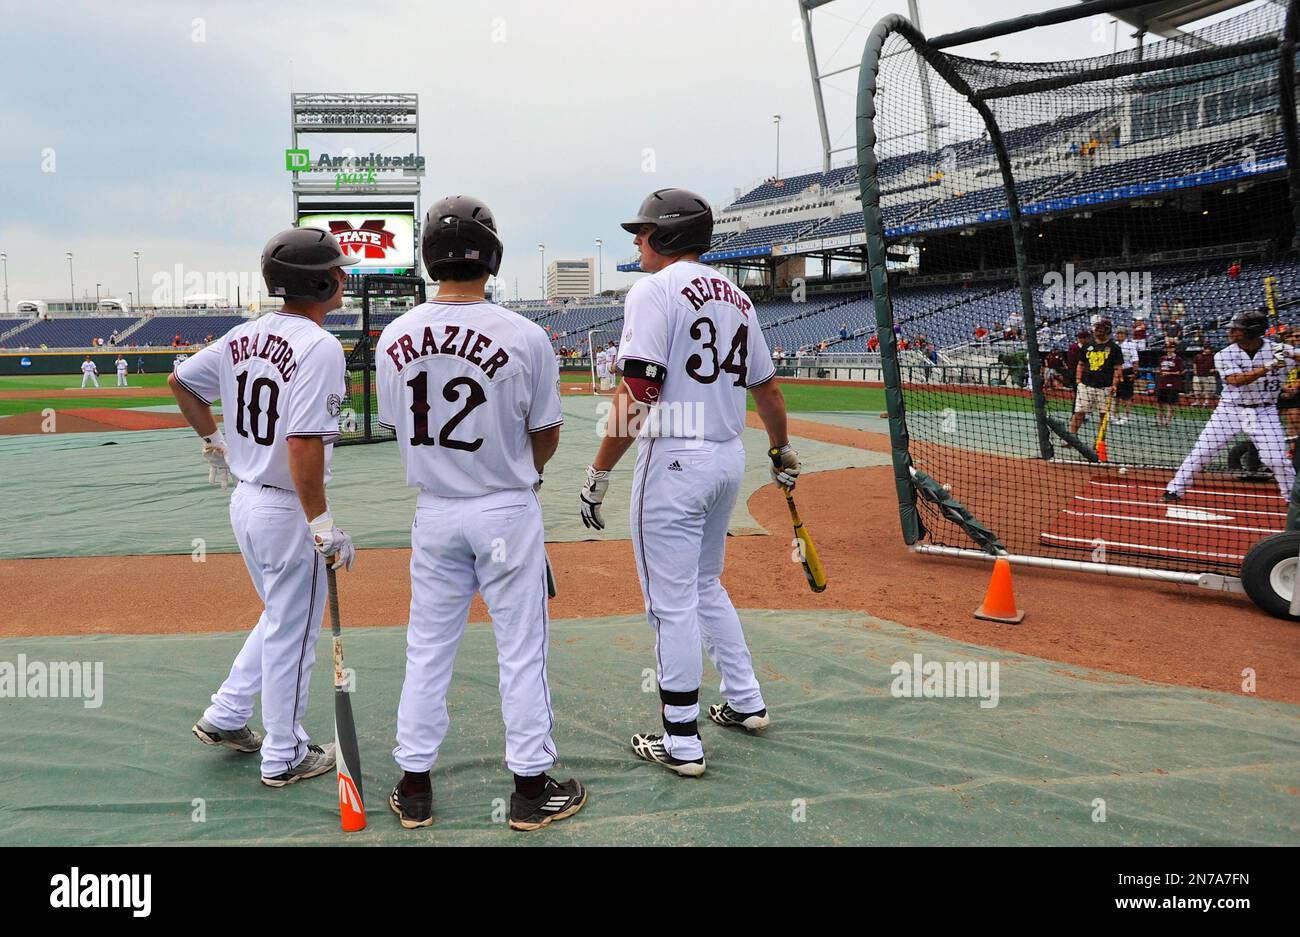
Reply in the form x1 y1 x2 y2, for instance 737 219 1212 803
327 567 365 833
1094 391 1114 463
769 448 827 593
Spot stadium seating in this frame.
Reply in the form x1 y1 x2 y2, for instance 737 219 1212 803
129 316 247 346
9 317 140 348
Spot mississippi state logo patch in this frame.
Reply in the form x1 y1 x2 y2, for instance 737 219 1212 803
327 393 343 417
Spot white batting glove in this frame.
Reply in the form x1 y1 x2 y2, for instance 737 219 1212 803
308 511 356 571
769 445 801 490
580 465 610 531
201 429 236 491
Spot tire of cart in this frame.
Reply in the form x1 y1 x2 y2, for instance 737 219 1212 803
1240 531 1300 621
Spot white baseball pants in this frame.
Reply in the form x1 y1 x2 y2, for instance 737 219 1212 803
116 372 128 386
1169 403 1295 499
393 487 557 777
630 435 765 761
203 482 326 778
81 373 99 388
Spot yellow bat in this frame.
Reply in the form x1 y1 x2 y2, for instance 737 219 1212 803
770 448 827 593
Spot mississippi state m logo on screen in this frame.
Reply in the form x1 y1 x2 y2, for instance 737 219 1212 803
329 219 397 260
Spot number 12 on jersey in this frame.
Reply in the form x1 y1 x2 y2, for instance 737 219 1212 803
406 371 486 451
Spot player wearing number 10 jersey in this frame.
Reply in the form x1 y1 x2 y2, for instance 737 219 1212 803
170 227 356 788
375 196 586 833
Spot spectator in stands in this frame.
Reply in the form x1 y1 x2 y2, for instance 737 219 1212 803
839 323 849 340
1172 297 1186 321
1190 342 1216 407
172 332 182 347
1228 259 1242 280
1114 326 1139 423
1132 317 1148 350
205 333 214 343
866 333 879 353
973 326 990 342
1003 310 1023 340
817 340 828 354
1165 318 1183 341
1154 338 1185 427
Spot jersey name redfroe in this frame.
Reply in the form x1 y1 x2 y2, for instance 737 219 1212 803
229 333 299 382
384 325 510 379
680 276 753 316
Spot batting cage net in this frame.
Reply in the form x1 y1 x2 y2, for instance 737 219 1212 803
336 275 426 446
859 1 1300 577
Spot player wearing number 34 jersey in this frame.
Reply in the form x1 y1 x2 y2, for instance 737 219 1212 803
171 227 357 789
375 195 586 833
580 188 799 778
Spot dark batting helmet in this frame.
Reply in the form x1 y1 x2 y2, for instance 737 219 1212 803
1227 309 1268 338
261 227 356 302
621 188 713 256
422 195 503 277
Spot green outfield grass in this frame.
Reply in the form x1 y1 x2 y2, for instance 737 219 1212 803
0 373 172 391
0 396 176 417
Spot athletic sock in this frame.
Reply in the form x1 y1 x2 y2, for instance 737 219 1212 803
400 771 431 796
514 773 550 799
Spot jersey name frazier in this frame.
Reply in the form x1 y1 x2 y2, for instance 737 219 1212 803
680 276 753 316
229 332 300 382
383 324 510 379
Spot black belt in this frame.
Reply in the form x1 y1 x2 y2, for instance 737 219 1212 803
1234 402 1275 409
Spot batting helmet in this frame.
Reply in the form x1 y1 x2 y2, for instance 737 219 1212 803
621 188 714 256
422 196 503 277
1227 309 1268 338
261 227 356 302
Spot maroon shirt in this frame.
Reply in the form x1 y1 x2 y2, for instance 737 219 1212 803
1156 353 1184 390
1193 348 1215 376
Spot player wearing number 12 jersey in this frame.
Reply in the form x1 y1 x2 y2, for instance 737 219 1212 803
579 188 800 778
375 196 586 832
170 227 357 788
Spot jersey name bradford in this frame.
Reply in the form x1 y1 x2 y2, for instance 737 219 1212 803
229 332 300 382
680 276 753 316
384 325 510 379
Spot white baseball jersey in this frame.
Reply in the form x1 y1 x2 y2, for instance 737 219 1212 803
376 300 562 496
616 260 776 441
173 311 346 489
116 358 128 373
1119 339 1139 368
1215 342 1293 406
81 360 97 374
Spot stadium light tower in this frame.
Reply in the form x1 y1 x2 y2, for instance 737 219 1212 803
773 114 782 179
538 243 545 299
1 252 8 316
595 238 603 294
65 251 75 310
133 250 142 311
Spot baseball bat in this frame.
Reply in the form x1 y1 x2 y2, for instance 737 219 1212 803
769 448 827 593
1094 392 1114 463
544 552 557 598
327 567 366 833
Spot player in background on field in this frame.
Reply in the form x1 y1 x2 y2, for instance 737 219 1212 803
579 188 797 778
376 196 586 833
1164 310 1300 503
1154 338 1184 427
1114 325 1139 423
1068 319 1122 436
170 227 356 788
80 355 99 388
115 354 129 387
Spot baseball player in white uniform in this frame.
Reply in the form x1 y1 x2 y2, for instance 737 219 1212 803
170 227 357 787
115 354 129 386
1165 310 1300 502
580 188 799 777
377 196 586 832
80 356 99 388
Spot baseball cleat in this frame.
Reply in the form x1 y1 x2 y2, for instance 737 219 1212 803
631 732 706 777
192 717 263 753
508 776 587 831
708 702 771 732
389 782 434 829
1160 490 1182 503
261 743 336 788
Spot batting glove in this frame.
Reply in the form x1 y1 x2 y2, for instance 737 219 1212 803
309 511 356 571
580 465 610 530
769 445 801 490
201 429 236 491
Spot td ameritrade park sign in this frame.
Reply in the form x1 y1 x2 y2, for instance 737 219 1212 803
285 149 425 187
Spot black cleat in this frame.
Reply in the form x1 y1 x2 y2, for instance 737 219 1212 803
1160 490 1182 503
389 782 433 829
631 732 706 777
708 702 771 732
508 776 587 831
192 717 263 753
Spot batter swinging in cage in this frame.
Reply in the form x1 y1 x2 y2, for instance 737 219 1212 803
1163 311 1300 503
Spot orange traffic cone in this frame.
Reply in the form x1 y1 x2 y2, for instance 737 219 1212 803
975 555 1024 624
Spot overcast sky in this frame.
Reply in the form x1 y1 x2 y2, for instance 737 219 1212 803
0 0 1254 306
